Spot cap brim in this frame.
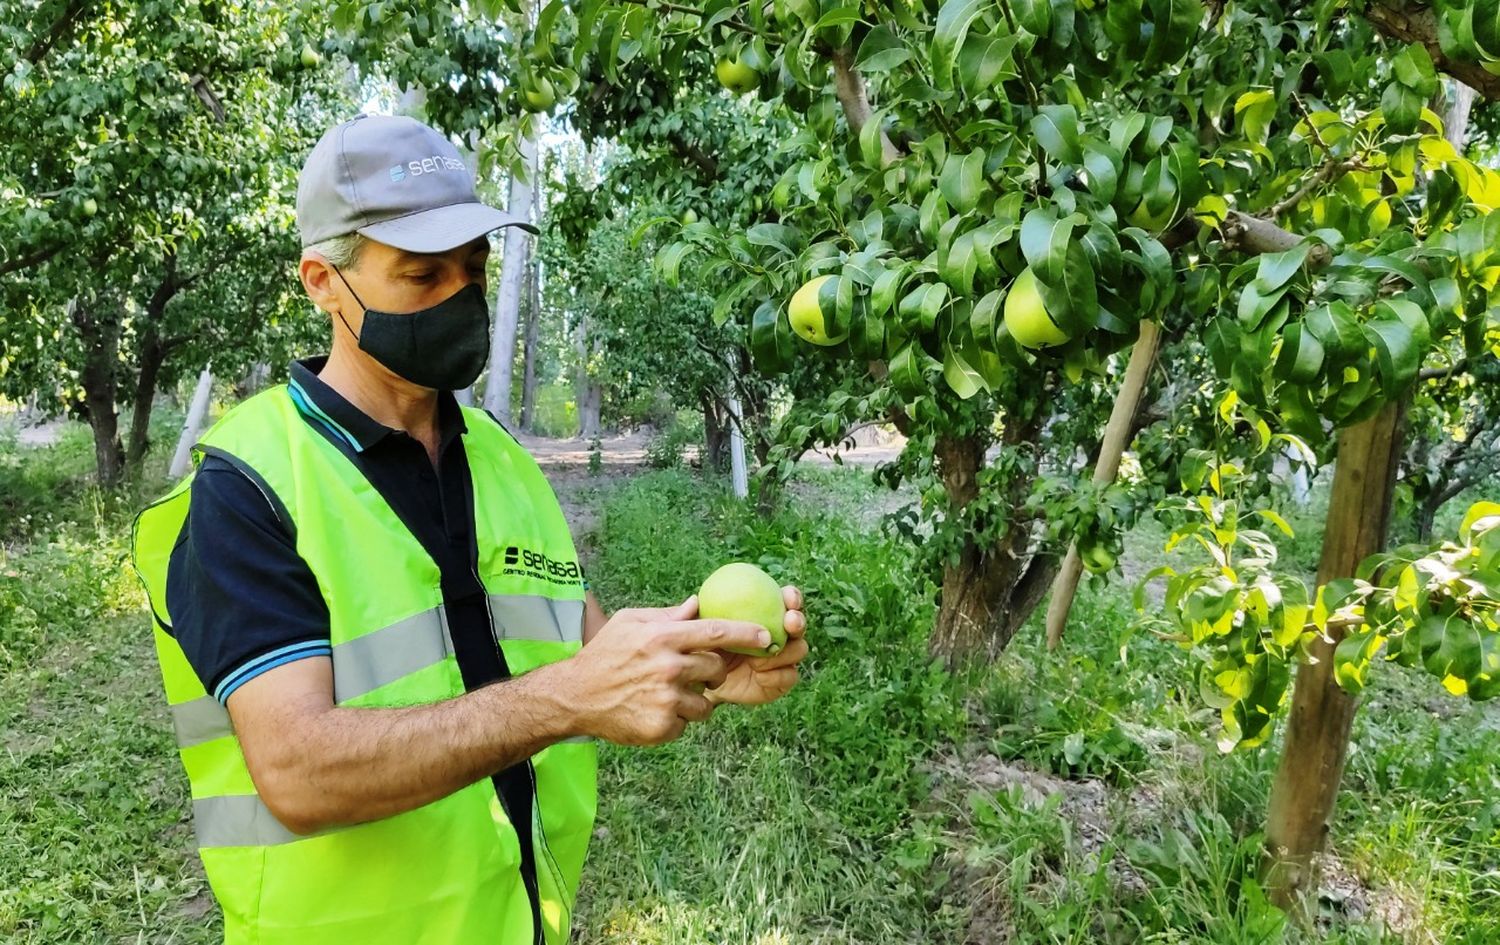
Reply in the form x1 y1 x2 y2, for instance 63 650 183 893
357 202 538 253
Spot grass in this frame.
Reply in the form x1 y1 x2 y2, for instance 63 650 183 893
0 420 216 944
2 423 1498 943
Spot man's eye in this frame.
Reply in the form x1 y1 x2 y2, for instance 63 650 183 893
406 272 436 283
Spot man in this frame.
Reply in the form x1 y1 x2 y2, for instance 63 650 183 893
130 113 809 945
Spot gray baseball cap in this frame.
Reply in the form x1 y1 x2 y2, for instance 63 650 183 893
296 113 537 253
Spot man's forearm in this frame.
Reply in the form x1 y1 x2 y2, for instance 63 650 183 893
249 659 581 835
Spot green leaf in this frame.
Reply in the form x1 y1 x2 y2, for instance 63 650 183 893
1252 243 1312 294
750 300 793 373
798 160 824 201
920 188 951 242
712 278 753 327
940 229 980 297
1031 104 1083 165
1082 140 1122 203
942 342 985 399
1274 323 1326 385
1303 302 1364 362
850 297 886 358
871 265 908 316
854 25 913 72
899 282 947 332
920 282 949 330
1314 50 1353 98
932 0 986 91
1365 299 1431 397
1019 208 1079 284
970 289 1003 347
1034 242 1098 336
745 222 801 257
1334 630 1382 695
859 109 888 168
888 342 929 396
656 242 691 287
813 5 861 29
1205 319 1241 379
957 29 1019 97
1391 42 1438 95
1013 0 1052 36
1382 82 1424 135
1234 89 1276 144
1237 281 1288 332
938 148 986 213
1140 115 1174 156
534 0 567 58
1109 113 1147 155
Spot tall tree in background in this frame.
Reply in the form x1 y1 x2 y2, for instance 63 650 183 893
0 1 345 484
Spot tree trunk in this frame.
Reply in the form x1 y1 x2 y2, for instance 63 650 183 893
1046 320 1161 649
928 432 1042 665
519 241 542 432
125 334 170 472
574 314 602 439
1415 491 1443 541
169 367 215 479
701 391 728 472
483 131 538 422
71 297 125 487
1263 401 1405 915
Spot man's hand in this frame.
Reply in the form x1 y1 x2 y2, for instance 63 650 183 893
706 585 808 707
559 599 770 746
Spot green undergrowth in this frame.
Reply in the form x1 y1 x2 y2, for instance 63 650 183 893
1 421 211 943
579 467 1500 943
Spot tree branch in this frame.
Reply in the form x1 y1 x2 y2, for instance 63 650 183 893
612 0 762 36
25 0 91 65
829 46 902 167
1267 157 1366 220
1419 357 1469 382
1219 211 1333 267
667 133 720 181
0 241 68 276
1363 2 1500 102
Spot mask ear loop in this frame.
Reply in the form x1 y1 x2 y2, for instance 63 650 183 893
328 264 367 345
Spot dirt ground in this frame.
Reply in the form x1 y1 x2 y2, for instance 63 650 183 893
515 428 911 544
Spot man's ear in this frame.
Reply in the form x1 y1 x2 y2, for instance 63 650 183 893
299 253 338 316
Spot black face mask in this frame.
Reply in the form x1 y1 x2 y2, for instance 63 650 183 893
331 266 491 391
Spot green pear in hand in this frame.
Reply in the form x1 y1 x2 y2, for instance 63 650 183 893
698 563 787 658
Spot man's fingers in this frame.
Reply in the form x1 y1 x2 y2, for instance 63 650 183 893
757 666 799 694
749 636 808 671
676 693 715 723
782 608 807 640
620 596 698 625
678 651 728 688
782 585 803 612
658 619 771 654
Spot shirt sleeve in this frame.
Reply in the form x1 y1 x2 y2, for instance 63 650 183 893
165 455 332 704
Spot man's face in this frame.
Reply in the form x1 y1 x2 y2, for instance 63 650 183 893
300 236 491 341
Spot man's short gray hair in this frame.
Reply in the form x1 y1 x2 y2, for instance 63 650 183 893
306 232 368 270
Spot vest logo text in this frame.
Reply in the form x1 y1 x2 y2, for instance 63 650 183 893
503 545 582 585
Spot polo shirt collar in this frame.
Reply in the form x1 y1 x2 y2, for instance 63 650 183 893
286 356 468 454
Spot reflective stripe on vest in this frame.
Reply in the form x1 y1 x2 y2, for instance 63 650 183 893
169 599 593 753
131 385 597 945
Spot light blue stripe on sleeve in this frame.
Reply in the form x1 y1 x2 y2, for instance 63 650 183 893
214 640 331 703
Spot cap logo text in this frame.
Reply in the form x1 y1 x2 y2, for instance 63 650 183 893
402 154 467 179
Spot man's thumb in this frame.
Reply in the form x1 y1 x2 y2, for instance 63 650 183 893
668 594 699 620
